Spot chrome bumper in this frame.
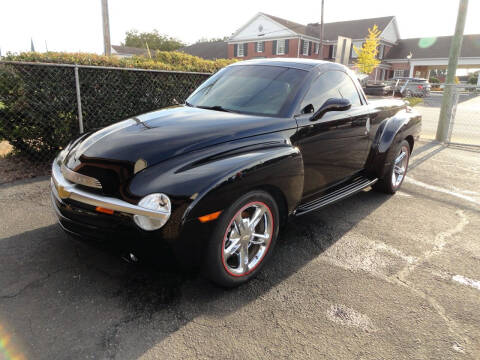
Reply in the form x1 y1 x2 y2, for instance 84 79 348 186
51 161 169 220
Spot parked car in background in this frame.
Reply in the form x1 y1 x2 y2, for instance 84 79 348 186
51 59 421 287
389 77 431 97
363 82 393 96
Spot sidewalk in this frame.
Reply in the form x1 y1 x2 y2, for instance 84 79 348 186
416 94 480 145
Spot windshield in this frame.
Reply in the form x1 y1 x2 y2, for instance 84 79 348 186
186 65 308 117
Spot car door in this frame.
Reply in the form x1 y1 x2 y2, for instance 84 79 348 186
292 70 370 199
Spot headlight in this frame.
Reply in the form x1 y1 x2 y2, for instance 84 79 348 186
133 193 171 231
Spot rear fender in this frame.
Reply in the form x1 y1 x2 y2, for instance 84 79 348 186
367 108 421 178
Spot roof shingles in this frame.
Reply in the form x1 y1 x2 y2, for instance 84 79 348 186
385 34 480 59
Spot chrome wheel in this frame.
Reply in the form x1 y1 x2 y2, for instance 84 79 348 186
222 202 273 277
392 145 409 188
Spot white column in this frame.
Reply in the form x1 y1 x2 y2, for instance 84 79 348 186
409 63 414 77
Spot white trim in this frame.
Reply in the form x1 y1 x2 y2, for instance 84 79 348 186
385 57 480 66
228 36 297 44
230 13 298 41
379 17 400 44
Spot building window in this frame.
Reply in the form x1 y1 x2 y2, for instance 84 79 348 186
237 43 244 57
351 41 363 59
302 40 309 55
378 44 384 59
256 41 264 53
277 39 286 55
394 69 405 77
329 44 337 59
314 42 319 54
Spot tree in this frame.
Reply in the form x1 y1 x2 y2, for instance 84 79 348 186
353 25 381 74
195 36 229 43
123 30 185 51
468 73 478 85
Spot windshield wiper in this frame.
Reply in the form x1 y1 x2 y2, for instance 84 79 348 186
197 105 233 113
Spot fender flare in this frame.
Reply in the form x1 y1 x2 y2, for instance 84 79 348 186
367 109 420 178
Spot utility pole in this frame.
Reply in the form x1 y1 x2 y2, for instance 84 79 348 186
319 0 324 59
101 0 111 56
436 0 469 142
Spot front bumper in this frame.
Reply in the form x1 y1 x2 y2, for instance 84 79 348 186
50 160 212 266
51 160 169 220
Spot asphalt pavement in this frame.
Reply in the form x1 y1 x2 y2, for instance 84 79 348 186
1 140 480 359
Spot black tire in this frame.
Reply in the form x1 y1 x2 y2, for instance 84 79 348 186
373 139 411 194
204 190 280 287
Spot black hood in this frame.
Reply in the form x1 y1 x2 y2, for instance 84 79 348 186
65 106 295 170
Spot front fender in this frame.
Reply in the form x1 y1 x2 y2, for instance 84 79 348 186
183 145 303 223
128 133 303 234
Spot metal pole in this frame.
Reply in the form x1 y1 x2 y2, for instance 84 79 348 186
74 65 84 134
436 0 469 142
319 0 324 59
101 0 111 56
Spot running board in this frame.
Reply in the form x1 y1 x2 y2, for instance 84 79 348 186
295 177 378 216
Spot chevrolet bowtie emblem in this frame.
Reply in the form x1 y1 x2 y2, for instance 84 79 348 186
56 184 71 199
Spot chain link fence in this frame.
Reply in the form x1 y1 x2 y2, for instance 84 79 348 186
415 84 480 146
0 61 211 178
447 85 480 146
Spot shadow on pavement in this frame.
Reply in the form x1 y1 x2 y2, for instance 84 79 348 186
0 190 390 359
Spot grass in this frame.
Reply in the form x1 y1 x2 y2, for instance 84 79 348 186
405 97 423 107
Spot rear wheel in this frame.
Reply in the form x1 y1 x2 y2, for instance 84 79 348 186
204 191 279 287
373 139 411 194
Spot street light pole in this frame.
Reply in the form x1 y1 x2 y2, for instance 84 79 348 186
319 0 324 59
101 0 111 56
436 0 469 142
406 52 412 77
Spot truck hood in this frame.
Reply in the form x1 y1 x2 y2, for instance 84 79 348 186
65 105 294 170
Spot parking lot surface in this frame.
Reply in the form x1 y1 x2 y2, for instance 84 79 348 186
1 140 479 359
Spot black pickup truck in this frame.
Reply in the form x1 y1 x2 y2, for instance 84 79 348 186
51 59 421 287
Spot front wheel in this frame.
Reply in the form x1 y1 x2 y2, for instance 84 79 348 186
373 139 411 194
204 191 279 287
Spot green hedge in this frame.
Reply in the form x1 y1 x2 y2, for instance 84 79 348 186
0 52 232 160
3 51 237 73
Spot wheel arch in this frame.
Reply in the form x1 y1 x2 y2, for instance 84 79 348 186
181 146 304 225
367 108 421 179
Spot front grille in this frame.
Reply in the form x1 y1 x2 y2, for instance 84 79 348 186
76 166 121 196
61 165 102 189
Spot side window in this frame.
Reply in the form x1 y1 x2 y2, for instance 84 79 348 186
338 73 362 106
300 71 361 113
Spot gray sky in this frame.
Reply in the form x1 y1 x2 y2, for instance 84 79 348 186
1 0 480 54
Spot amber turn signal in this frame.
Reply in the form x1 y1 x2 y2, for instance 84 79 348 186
198 210 222 223
96 206 114 215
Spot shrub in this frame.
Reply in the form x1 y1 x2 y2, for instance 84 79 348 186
429 77 439 84
405 97 423 107
3 51 237 73
468 74 478 85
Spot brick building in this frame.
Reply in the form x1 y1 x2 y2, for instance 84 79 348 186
222 12 480 81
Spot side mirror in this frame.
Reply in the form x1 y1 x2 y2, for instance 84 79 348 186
310 98 351 121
